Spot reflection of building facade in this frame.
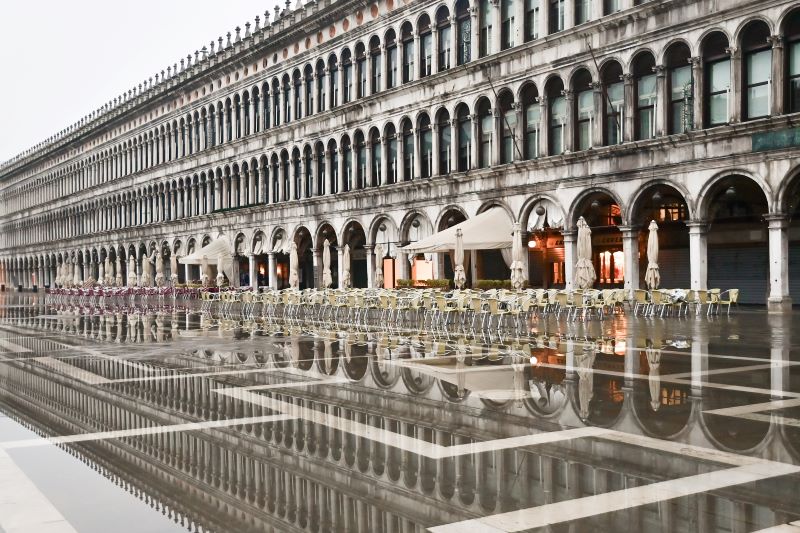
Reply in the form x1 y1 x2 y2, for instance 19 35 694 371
1 0 800 304
1 302 798 530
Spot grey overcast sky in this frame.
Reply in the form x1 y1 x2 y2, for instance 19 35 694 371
0 0 281 163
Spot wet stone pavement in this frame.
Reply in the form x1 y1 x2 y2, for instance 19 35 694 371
0 293 799 533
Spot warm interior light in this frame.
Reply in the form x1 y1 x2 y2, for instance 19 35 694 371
530 356 538 365
276 265 283 276
528 239 537 249
258 266 265 275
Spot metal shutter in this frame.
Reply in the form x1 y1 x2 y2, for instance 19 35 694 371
655 248 691 289
708 246 768 305
789 243 800 304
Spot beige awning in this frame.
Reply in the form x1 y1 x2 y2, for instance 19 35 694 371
400 208 513 254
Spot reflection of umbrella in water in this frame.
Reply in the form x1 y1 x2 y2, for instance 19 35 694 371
574 217 596 290
646 344 662 411
456 344 467 398
323 339 334 375
575 345 596 420
644 220 660 290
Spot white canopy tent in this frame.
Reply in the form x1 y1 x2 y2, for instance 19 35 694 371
179 239 235 284
400 208 513 254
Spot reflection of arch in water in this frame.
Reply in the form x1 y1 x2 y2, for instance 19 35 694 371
524 357 569 418
370 357 401 389
342 341 369 381
630 348 693 439
401 367 436 395
700 390 772 453
567 352 625 427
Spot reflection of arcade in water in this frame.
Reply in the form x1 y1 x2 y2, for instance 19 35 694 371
0 297 799 531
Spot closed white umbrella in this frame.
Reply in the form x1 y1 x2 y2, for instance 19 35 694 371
72 258 81 287
140 253 153 287
322 239 333 288
342 244 352 289
201 255 211 287
170 253 179 285
128 255 137 286
115 257 123 287
289 242 300 289
509 222 525 290
644 220 660 290
215 255 225 287
574 216 596 290
105 256 113 286
374 243 384 288
453 229 466 289
154 251 166 287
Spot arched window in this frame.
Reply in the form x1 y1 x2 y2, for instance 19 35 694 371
330 140 339 194
437 8 451 71
702 32 731 126
419 15 433 78
304 65 314 117
633 53 657 140
316 61 327 113
385 124 398 183
498 92 516 163
418 114 433 178
293 71 303 120
401 119 414 181
785 10 800 113
476 98 493 168
355 43 367 98
521 84 540 159
602 61 624 145
665 43 693 134
549 0 564 34
479 0 492 58
741 21 772 120
354 131 366 188
456 0 472 65
342 49 354 104
342 135 353 191
525 0 539 41
501 0 514 49
281 151 290 201
370 37 382 93
437 109 452 174
456 104 472 170
304 146 313 198
292 149 302 200
547 78 566 155
315 142 326 196
328 55 339 108
370 129 382 186
572 69 594 150
386 30 398 89
401 23 415 83
252 88 261 133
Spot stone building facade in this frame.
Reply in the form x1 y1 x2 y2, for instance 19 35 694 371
1 0 800 307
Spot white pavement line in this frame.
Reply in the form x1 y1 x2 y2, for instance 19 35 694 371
242 376 351 391
668 378 800 399
0 447 78 533
428 462 800 533
0 414 294 450
662 362 789 380
213 387 609 459
32 357 111 385
703 398 800 417
724 413 800 428
0 339 32 353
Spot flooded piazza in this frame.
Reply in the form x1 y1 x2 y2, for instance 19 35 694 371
0 293 797 532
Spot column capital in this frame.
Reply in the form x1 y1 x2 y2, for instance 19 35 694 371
684 220 708 232
764 213 790 228
768 34 784 49
620 73 633 84
562 229 577 241
652 64 666 77
616 225 640 235
724 46 740 59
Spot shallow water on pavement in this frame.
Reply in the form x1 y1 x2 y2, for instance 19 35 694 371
0 293 799 532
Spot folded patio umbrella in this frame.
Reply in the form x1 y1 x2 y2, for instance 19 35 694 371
374 243 384 288
342 244 352 289
322 239 333 288
289 242 300 289
454 229 466 289
510 222 525 290
574 216 596 290
645 220 661 290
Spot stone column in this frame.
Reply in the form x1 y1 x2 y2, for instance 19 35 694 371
449 119 459 171
268 252 278 290
380 45 389 90
469 114 479 169
365 143 373 188
563 0 574 31
622 73 634 142
184 263 190 284
337 248 345 288
513 102 525 160
337 65 345 106
449 18 458 68
431 123 440 176
727 46 741 123
686 221 707 291
689 56 703 130
592 82 604 147
431 27 439 75
563 230 576 290
562 90 574 153
470 7 480 62
654 65 667 137
248 253 256 288
337 147 346 193
537 96 547 157
278 165 286 201
770 35 785 116
619 226 640 296
491 0 502 54
365 245 375 289
539 0 549 37
289 157 297 200
312 249 321 288
766 214 791 312
492 109 501 165
324 149 333 195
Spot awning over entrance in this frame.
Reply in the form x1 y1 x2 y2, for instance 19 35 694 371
400 208 513 253
179 239 234 281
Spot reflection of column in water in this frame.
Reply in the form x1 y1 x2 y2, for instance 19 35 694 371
690 317 708 396
769 313 791 400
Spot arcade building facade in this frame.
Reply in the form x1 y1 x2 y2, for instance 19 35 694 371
1 0 800 308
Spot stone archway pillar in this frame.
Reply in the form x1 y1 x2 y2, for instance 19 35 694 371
365 245 375 289
562 230 576 291
766 214 791 312
248 253 256 288
619 225 640 296
268 252 278 290
686 221 707 291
